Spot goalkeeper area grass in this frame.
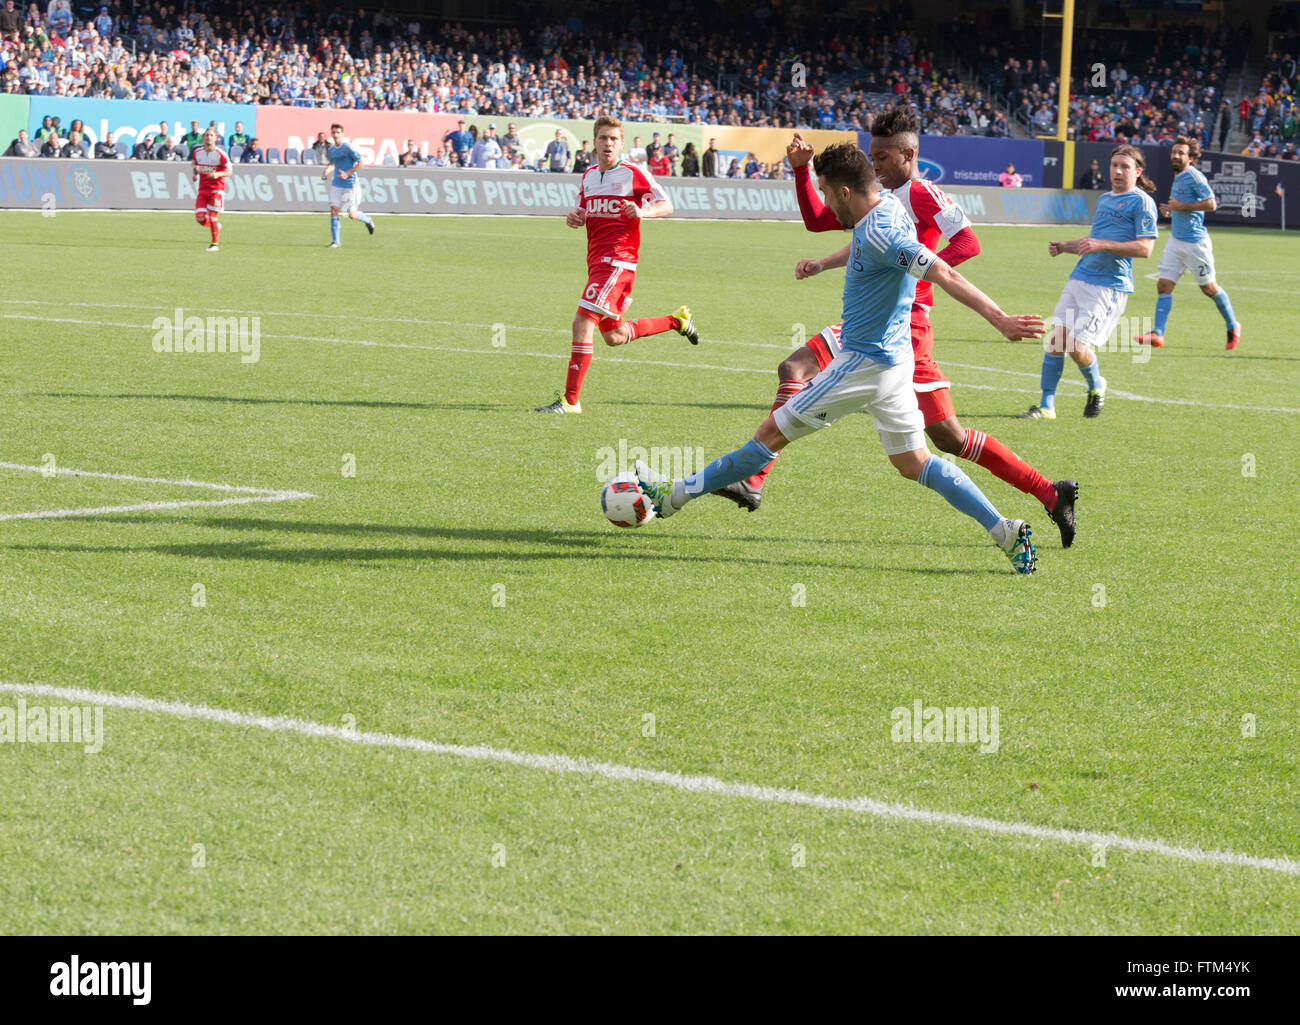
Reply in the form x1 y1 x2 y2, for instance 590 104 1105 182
0 210 1295 933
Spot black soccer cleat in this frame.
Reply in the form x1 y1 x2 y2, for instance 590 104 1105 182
366 219 375 235
712 480 762 512
1082 377 1107 418
1048 479 1079 548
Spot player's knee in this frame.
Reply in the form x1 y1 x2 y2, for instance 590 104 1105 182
600 328 627 347
929 423 965 455
778 352 816 383
1157 280 1175 294
1200 283 1218 297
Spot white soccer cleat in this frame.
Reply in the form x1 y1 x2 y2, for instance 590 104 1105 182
993 518 1037 574
633 459 677 518
206 244 219 252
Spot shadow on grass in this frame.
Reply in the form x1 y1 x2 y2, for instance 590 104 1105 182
4 516 1003 574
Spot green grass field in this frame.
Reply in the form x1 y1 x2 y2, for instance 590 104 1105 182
0 209 1295 934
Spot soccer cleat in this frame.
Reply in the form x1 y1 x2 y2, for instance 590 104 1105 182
206 244 219 252
1016 405 1056 420
326 242 340 248
1047 479 1079 549
1226 326 1240 350
712 479 762 512
1134 331 1164 347
633 459 677 517
366 220 375 235
1083 377 1107 418
534 396 581 414
672 305 699 345
996 519 1037 575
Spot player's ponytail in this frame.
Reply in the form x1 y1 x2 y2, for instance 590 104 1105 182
1111 144 1156 193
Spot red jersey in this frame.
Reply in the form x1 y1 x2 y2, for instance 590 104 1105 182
890 178 972 307
577 160 669 273
192 146 230 192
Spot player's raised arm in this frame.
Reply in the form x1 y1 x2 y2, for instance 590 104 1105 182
790 134 843 232
925 258 1045 341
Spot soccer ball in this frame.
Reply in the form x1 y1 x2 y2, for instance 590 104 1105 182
601 473 655 528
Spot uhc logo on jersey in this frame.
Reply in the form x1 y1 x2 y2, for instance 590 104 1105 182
587 198 627 215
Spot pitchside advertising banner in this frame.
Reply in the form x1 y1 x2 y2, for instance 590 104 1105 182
0 157 1112 223
1074 141 1299 229
24 96 257 150
0 95 29 151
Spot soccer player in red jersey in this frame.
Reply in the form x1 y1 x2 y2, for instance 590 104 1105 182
714 110 1079 547
534 115 700 414
191 128 230 252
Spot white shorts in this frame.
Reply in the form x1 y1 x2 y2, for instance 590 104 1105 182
773 350 926 456
1157 236 1216 285
1052 279 1128 349
330 184 359 213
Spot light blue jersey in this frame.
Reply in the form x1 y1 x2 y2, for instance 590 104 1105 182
1070 189 1158 294
840 193 937 365
328 143 362 188
1170 166 1214 243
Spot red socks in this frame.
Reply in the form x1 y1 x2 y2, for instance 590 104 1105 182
960 429 1058 510
565 340 593 405
625 315 676 341
210 218 220 245
744 380 805 491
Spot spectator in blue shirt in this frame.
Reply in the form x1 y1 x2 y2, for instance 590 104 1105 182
442 118 472 166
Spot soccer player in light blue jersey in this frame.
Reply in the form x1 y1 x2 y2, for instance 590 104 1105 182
319 123 375 248
1134 135 1241 350
1020 145 1157 420
634 143 1047 574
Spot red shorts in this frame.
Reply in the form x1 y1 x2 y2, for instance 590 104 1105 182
812 306 954 427
196 188 225 215
577 258 636 332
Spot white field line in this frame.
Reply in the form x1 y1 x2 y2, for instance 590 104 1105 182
1 679 1295 877
4 305 1297 414
0 461 314 521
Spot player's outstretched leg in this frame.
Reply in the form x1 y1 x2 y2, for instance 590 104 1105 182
929 415 1078 548
903 452 1036 574
624 306 699 345
328 210 341 248
636 435 780 519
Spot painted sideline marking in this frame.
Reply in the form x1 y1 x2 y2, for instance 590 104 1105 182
2 680 1294 877
0 461 314 521
5 306 1296 414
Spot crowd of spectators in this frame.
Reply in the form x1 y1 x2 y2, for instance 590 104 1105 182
0 1 1008 140
965 21 1248 151
1236 50 1299 160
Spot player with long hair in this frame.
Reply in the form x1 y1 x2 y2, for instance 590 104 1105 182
1019 145 1157 420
